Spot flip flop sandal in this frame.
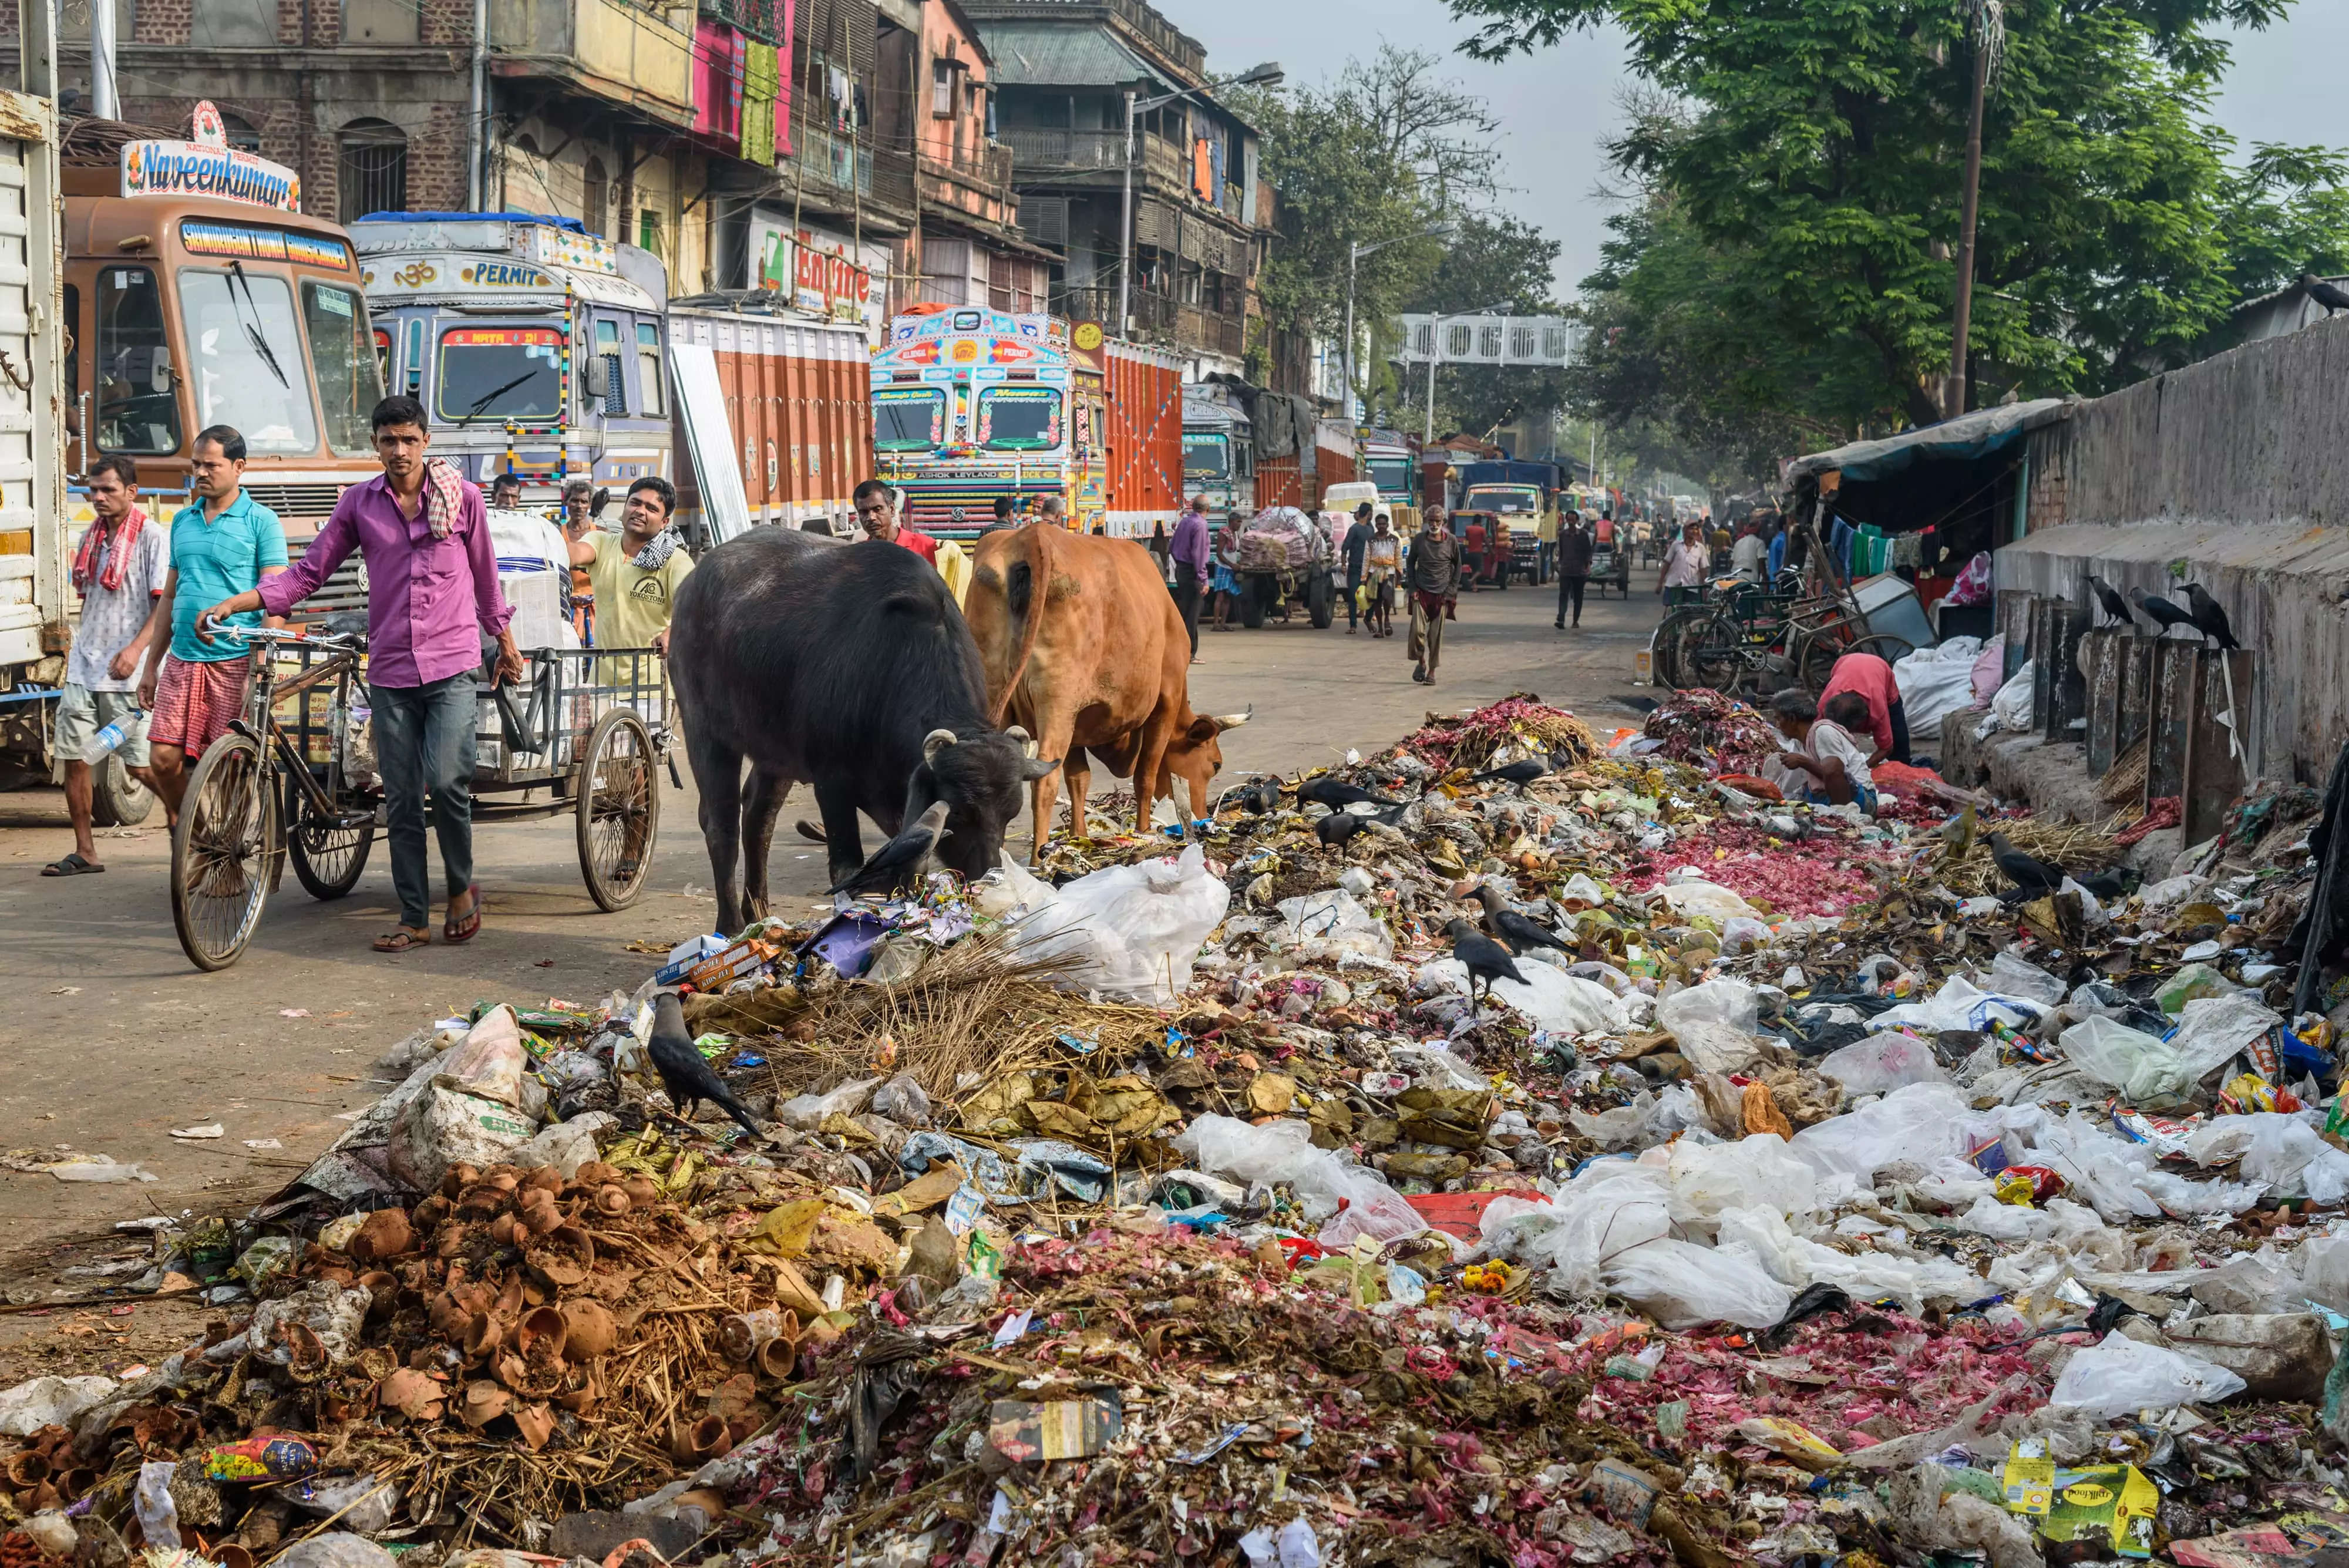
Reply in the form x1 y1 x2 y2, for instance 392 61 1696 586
444 883 484 944
41 853 103 876
373 929 430 953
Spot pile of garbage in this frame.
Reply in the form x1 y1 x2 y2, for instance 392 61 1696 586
9 690 2349 1568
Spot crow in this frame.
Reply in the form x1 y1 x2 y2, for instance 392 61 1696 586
2182 583 2240 651
1444 917 1527 1011
648 992 763 1138
827 800 950 897
1240 775 1283 814
1472 882 1570 954
2085 574 2133 630
1470 752 1563 792
1986 830 2064 898
2302 272 2349 316
2129 585 2197 640
1297 775 1404 813
2077 864 2136 902
1315 810 1368 848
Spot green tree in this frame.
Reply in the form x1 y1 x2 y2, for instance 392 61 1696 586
1449 0 2349 439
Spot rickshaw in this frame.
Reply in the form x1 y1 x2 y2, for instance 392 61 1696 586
169 627 671 971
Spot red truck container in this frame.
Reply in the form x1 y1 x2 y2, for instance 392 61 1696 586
1093 335 1186 538
668 299 871 535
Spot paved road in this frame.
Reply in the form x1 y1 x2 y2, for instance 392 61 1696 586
0 570 1661 1283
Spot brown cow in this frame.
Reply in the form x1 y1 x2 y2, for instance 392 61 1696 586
967 525 1247 854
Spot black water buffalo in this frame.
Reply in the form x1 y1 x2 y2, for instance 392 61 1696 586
668 530 1058 934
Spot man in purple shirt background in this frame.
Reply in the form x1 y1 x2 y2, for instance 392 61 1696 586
1170 494 1210 662
199 394 521 955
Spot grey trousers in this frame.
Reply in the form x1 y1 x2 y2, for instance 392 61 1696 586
371 673 477 928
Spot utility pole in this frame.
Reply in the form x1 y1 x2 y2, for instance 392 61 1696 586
468 0 489 209
1946 2 2001 421
90 0 116 118
1117 90 1135 338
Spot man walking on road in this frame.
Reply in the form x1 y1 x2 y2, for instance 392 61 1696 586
1554 509 1594 631
139 426 287 822
1406 507 1462 685
44 456 169 876
1171 494 1210 661
1658 519 1710 607
207 395 522 954
1342 502 1372 634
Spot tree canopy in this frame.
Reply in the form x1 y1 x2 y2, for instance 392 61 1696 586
1450 0 2349 482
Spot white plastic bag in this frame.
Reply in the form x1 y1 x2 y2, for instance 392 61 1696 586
1274 887 1394 958
1650 879 1761 922
0 1374 117 1437
2169 995 2283 1065
1479 1167 1673 1296
1656 978 1762 1074
1980 953 2067 1007
2059 1016 2199 1103
1873 975 2045 1033
392 1086 535 1193
2048 1329 2246 1416
1991 665 2035 732
1602 1239 1794 1330
433 1005 547 1118
1176 1114 1423 1249
1895 640 1985 738
1715 1204 1989 1313
1418 958 1628 1034
2239 1115 2349 1204
1666 1135 1818 1227
1009 844 1231 1005
1819 1032 1952 1095
1790 1083 1970 1182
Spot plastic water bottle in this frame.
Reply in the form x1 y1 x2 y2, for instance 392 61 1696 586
82 709 143 765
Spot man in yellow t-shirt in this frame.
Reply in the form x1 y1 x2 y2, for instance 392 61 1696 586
570 476 692 653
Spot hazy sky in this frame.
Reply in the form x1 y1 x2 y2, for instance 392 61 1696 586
1166 0 2349 301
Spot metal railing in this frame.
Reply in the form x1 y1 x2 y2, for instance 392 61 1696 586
999 125 1125 171
786 117 915 211
697 0 780 42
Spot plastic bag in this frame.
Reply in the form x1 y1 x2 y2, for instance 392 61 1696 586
506 1111 614 1178
1274 887 1394 958
1790 1083 1969 1182
392 1085 535 1193
2169 995 2284 1071
2298 1232 2349 1313
269 1535 398 1568
432 1005 546 1118
1667 1136 1818 1226
1895 641 1984 738
1175 1115 1423 1249
1656 978 1762 1074
1418 958 1627 1034
1479 1168 1673 1296
1981 953 2066 1007
0 1374 117 1437
1601 1238 1794 1330
2048 1329 2246 1416
1009 844 1231 1005
134 1461 181 1550
870 1074 933 1127
1819 1032 1953 1095
1650 879 1761 922
1715 1204 1989 1313
2059 1016 2203 1103
1873 974 2046 1034
1991 664 2035 732
1968 634 2006 705
2238 1115 2349 1204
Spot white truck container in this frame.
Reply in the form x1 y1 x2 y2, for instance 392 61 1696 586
0 85 69 790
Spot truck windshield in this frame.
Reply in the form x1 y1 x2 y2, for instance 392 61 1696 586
874 386 945 451
179 270 318 455
1183 432 1230 479
978 386 1060 450
438 327 564 423
304 282 384 456
1466 486 1541 513
96 265 180 455
1367 457 1414 496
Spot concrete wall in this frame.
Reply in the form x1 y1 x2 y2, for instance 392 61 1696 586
2008 309 2349 788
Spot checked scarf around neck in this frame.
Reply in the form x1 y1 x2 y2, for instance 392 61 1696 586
420 457 466 539
71 506 147 593
631 527 682 571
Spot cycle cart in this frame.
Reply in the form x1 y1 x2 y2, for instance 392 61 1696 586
170 629 670 971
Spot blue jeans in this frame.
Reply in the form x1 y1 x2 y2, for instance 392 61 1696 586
372 674 477 929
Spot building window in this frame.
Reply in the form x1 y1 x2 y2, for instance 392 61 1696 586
932 59 955 117
638 207 664 260
635 321 663 417
583 157 610 239
191 0 274 47
216 111 261 152
341 0 418 45
336 119 406 222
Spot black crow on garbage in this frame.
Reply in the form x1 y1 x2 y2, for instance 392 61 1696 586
1472 883 1571 953
648 992 763 1137
2085 575 2133 630
2183 583 2240 651
2302 272 2349 315
1315 810 1368 847
2130 586 2197 640
1471 752 1564 792
1444 916 1527 1010
1986 830 2065 898
827 800 950 897
1297 775 1405 812
1240 775 1283 814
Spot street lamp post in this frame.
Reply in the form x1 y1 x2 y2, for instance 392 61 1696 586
1344 221 1456 423
1118 63 1282 342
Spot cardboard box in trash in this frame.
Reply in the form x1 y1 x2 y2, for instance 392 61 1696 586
986 1392 1123 1462
2002 1442 2158 1558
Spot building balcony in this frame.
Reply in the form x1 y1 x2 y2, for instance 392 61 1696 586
489 0 696 126
920 142 1019 231
785 115 916 217
1051 284 1240 356
697 0 782 43
998 125 1183 189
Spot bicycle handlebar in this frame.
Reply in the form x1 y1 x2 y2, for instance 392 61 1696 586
214 625 365 654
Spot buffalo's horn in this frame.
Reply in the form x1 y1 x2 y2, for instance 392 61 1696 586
1211 708 1253 732
922 728 958 762
1004 724 1038 758
1021 755 1062 781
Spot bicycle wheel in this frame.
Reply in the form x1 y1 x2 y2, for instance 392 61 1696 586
171 732 277 971
1678 614 1752 694
287 776 374 900
577 710 659 911
1649 607 1708 688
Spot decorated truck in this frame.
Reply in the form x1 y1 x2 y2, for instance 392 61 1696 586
871 309 1183 542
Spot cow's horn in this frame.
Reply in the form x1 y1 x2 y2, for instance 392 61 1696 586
923 728 958 762
1212 708 1253 732
1003 724 1038 758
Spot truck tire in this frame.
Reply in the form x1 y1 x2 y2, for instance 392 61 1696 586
92 752 154 827
1240 575 1268 629
1306 572 1334 629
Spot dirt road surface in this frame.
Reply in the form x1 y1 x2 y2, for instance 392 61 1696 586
0 573 1661 1300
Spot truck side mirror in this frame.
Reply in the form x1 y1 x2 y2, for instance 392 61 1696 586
405 364 422 394
583 356 609 400
150 349 170 394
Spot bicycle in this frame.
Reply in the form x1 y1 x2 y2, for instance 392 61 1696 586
1657 576 1913 696
170 626 376 971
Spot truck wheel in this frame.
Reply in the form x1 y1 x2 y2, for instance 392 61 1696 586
92 753 155 827
1307 573 1334 630
1240 576 1268 629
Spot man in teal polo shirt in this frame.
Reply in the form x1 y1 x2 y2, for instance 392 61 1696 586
135 425 287 818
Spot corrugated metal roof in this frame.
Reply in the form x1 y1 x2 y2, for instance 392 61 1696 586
2001 520 2349 583
976 22 1170 89
1785 397 2075 484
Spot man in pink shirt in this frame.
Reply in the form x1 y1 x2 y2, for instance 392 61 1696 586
1819 650 1909 765
200 395 521 954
